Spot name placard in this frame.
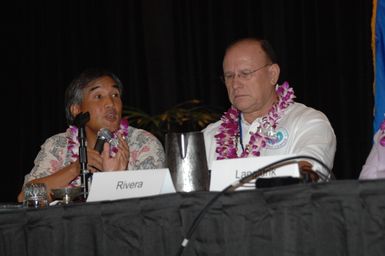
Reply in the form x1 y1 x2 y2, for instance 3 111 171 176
86 168 176 202
210 154 300 191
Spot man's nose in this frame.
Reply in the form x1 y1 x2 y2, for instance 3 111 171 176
104 95 115 107
230 74 243 88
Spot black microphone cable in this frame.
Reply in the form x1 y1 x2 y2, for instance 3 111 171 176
175 155 332 256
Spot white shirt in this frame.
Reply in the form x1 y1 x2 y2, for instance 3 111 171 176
359 129 385 179
203 102 336 178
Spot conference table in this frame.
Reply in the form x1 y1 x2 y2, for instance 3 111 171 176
1 179 384 256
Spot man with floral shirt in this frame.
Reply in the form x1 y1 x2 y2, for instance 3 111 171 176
18 68 166 202
359 118 385 179
203 38 336 180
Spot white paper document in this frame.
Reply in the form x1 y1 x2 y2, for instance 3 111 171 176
87 168 176 202
210 154 300 191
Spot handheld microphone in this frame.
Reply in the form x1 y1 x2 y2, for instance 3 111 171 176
94 128 113 154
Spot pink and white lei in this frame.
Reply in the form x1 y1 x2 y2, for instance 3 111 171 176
66 118 129 161
215 81 295 159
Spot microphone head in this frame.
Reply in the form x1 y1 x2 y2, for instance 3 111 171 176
97 128 113 142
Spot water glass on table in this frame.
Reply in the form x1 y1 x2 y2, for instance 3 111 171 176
23 183 49 208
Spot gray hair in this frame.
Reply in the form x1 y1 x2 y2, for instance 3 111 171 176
64 68 123 125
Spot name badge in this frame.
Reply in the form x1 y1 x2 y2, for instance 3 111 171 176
210 154 300 191
87 168 175 202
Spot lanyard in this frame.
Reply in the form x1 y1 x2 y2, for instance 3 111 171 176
238 114 245 153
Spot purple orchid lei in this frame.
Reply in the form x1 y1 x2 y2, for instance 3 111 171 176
215 81 295 159
67 118 129 161
380 118 385 147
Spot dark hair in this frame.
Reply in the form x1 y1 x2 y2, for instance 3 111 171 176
225 38 278 64
64 68 123 125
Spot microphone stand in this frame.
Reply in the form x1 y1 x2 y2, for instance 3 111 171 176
73 112 91 200
78 125 89 200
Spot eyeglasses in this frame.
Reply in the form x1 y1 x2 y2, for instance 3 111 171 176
221 63 272 84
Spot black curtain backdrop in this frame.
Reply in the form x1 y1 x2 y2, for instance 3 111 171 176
5 0 373 202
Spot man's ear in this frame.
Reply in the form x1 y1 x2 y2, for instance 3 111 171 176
269 64 280 85
70 104 81 118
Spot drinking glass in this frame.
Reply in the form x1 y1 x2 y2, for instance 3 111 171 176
23 183 49 208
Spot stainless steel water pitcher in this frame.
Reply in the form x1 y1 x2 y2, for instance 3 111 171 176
165 131 209 192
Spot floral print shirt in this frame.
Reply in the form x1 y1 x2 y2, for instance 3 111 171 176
23 126 166 186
